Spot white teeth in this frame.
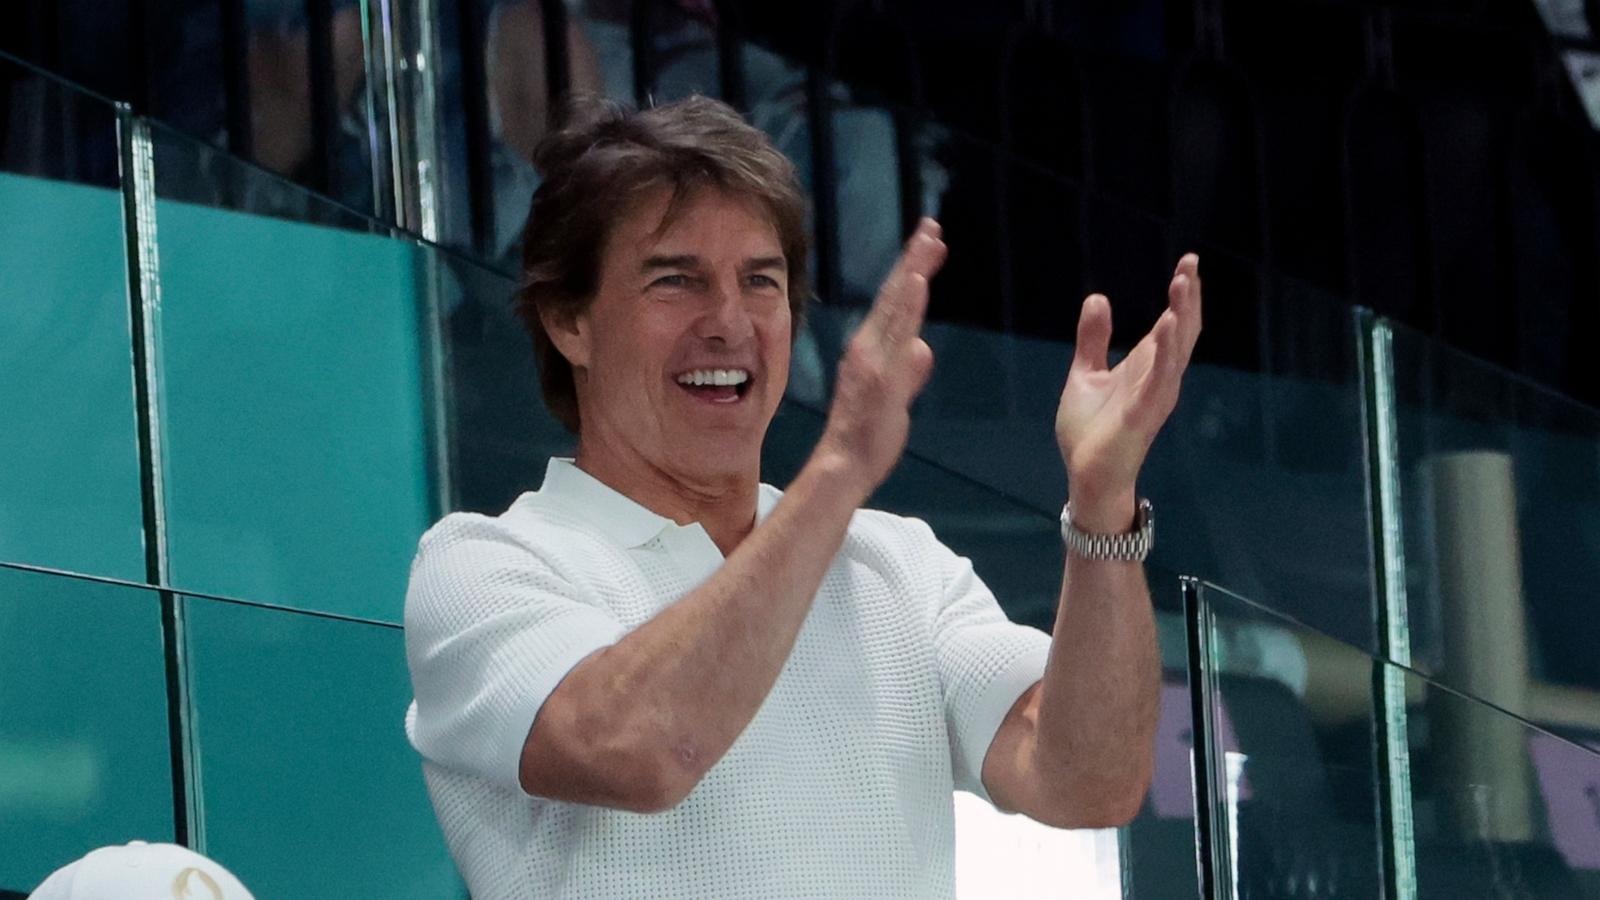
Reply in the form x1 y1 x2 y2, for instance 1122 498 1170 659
676 369 750 387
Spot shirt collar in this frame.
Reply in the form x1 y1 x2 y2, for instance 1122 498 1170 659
537 458 780 550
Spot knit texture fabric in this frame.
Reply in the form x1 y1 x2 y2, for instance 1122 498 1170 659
404 459 1052 899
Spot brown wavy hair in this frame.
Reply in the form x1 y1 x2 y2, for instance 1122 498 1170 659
515 95 811 434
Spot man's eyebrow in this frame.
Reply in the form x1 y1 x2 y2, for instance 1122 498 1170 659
640 254 702 271
741 256 787 272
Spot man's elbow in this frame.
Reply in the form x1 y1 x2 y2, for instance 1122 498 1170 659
611 754 702 813
520 723 707 814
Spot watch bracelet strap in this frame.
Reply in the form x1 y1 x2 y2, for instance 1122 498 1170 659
1060 499 1152 561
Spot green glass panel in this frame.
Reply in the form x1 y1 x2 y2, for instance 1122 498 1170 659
0 566 173 894
0 54 146 581
149 123 439 622
182 596 463 897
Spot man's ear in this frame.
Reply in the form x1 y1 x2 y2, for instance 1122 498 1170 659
540 302 592 371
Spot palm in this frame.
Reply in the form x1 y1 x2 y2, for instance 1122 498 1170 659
1056 256 1203 497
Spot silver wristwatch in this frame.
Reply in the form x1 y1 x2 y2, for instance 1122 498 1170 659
1060 499 1154 561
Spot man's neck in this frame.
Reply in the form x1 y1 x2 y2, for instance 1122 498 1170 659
573 439 760 557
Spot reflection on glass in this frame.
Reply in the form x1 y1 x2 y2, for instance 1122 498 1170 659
1195 582 1388 898
242 0 376 211
482 0 605 264
1121 630 1205 899
0 566 173 894
800 282 1377 656
437 247 574 514
0 54 146 581
1409 674 1600 897
1195 580 1600 898
150 122 439 621
1390 320 1600 746
182 595 463 897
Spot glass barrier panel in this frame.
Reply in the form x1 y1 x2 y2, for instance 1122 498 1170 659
479 0 604 265
1407 670 1600 897
148 119 440 622
1194 581 1391 898
181 594 464 897
1196 579 1600 898
798 276 1378 656
0 565 174 894
1388 319 1600 746
434 245 573 515
237 0 380 213
0 53 147 582
1120 647 1207 900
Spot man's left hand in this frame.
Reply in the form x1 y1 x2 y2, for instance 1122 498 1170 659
1055 254 1202 532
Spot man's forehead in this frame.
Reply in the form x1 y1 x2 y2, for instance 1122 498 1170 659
617 184 784 259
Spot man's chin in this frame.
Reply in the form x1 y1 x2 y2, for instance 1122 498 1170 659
665 434 764 481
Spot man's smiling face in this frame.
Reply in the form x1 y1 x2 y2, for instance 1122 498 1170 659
554 183 793 485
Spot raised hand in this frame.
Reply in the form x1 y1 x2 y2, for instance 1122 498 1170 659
816 219 948 499
1056 254 1203 532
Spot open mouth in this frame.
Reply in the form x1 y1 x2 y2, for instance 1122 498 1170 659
674 368 753 404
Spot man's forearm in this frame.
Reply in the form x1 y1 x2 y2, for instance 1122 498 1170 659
1031 499 1161 823
521 451 868 807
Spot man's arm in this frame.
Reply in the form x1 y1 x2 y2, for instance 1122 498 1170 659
982 255 1203 828
519 222 948 812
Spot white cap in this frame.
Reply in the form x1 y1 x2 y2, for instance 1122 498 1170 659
29 841 255 900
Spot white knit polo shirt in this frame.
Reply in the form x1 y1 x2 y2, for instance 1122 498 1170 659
404 459 1052 899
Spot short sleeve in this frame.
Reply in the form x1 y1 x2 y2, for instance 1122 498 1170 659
403 514 626 794
921 523 1052 803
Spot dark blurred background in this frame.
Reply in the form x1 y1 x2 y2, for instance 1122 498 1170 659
5 0 1598 403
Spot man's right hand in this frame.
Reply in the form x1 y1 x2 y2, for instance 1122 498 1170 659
815 219 948 499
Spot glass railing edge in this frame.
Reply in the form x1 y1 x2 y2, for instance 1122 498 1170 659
1193 577 1600 761
0 560 403 632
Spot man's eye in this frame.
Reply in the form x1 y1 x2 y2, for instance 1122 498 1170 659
746 274 782 290
650 274 693 289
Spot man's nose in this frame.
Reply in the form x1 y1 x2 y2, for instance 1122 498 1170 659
695 279 756 344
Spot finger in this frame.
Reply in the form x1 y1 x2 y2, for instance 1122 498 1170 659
1165 272 1196 366
890 271 932 349
865 223 946 341
1072 293 1113 373
1132 309 1184 423
1171 253 1203 349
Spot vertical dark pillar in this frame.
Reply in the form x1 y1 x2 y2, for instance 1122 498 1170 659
456 0 495 254
805 67 842 306
305 0 338 193
540 0 572 124
714 0 747 112
220 0 253 160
